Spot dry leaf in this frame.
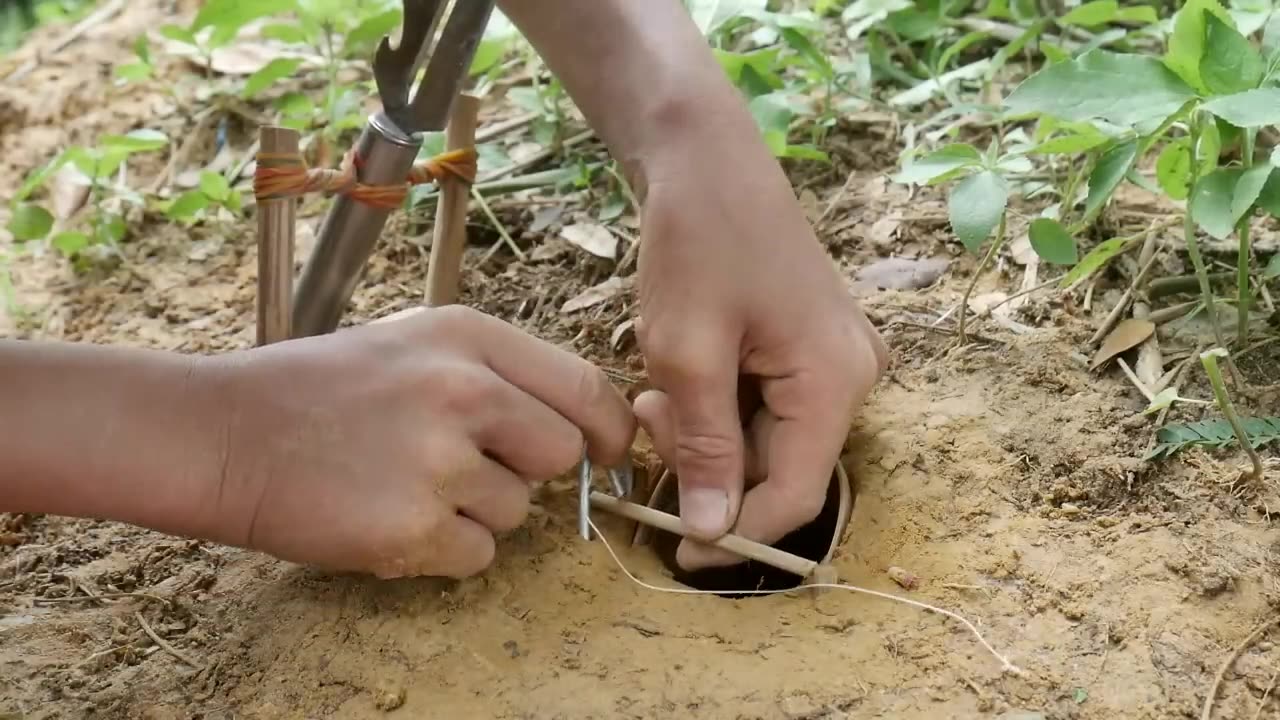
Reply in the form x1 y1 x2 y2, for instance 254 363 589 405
867 216 902 249
887 566 919 590
611 318 635 350
561 276 629 313
560 223 617 260
530 238 572 262
1090 319 1155 371
51 163 91 219
854 256 949 291
529 205 564 233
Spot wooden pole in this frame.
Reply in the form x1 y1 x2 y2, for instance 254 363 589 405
256 126 298 346
588 491 820 579
425 93 481 307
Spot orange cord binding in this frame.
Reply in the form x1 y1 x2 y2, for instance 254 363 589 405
253 147 478 211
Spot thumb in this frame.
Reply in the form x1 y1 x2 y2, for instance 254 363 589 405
641 330 744 541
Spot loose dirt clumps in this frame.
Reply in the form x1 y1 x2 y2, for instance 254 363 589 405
3 4 1280 719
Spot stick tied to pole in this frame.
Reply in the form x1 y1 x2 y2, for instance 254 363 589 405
425 93 481 307
256 126 299 346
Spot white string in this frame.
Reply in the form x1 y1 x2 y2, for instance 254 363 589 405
587 518 1024 676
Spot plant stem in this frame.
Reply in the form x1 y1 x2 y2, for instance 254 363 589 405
1183 115 1234 377
958 211 1007 345
1237 128 1257 346
1200 348 1264 481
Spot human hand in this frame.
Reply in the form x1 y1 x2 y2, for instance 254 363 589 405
204 306 636 579
631 135 887 572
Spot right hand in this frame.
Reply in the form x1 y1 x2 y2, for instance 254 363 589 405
201 305 636 579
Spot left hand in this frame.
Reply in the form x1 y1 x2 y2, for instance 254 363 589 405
630 134 887 571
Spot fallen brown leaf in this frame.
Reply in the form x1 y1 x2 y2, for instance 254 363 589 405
1090 318 1155 371
561 276 629 314
560 222 617 260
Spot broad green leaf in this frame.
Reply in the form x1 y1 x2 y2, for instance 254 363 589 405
191 0 296 33
1060 0 1117 27
1028 217 1078 264
1202 88 1280 127
243 57 302 98
1253 168 1280 216
101 129 169 152
891 144 983 185
346 9 401 51
780 27 834 77
1085 140 1138 217
1115 6 1158 24
1164 0 1236 94
1190 168 1242 238
199 171 231 201
167 190 210 221
51 231 89 256
1004 50 1196 128
1156 139 1193 200
948 171 1008 253
714 48 784 94
115 62 152 82
1200 12 1264 95
1031 132 1109 155
1198 120 1222 176
1267 254 1280 279
886 7 942 40
276 92 315 118
1060 237 1129 287
748 92 795 136
98 215 126 245
7 204 53 242
158 24 197 46
687 0 768 36
1041 43 1070 64
1232 164 1272 220
1145 387 1180 415
261 23 309 44
779 143 831 162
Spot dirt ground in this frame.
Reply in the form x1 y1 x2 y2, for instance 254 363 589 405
3 4 1280 719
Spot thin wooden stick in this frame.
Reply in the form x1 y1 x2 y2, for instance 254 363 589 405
1088 252 1160 346
1202 615 1280 720
135 611 202 670
425 94 481 307
256 126 297 346
588 491 818 578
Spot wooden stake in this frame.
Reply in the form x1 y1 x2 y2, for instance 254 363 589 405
256 126 298 346
588 491 820 579
425 94 481 307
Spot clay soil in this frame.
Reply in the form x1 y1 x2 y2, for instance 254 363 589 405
3 4 1280 719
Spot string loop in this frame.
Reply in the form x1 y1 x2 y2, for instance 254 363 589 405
252 147 477 210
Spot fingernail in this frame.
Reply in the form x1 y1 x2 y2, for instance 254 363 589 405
681 487 729 537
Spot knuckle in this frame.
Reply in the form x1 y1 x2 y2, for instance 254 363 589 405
674 432 739 467
426 304 484 337
436 365 500 414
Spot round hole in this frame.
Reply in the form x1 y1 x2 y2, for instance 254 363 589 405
644 467 853 599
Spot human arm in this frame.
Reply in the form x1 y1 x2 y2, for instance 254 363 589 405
498 0 889 569
1 307 636 578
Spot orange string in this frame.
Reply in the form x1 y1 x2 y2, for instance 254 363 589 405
253 147 478 211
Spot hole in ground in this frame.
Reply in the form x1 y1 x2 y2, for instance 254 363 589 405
647 468 850 599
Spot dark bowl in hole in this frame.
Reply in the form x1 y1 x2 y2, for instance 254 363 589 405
643 466 853 599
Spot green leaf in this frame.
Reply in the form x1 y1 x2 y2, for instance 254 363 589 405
1144 387 1181 415
938 30 990 72
1164 0 1236 94
1115 6 1158 24
51 231 90 256
261 23 309 44
98 214 126 245
1266 254 1280 279
688 0 768 36
7 204 53 242
191 0 296 33
101 129 169 152
167 190 210 221
1145 415 1280 460
1198 120 1222 176
242 57 303 98
885 7 942 40
198 171 231 201
948 171 1008 253
891 144 983 185
1200 11 1264 96
1028 218 1077 264
347 9 402 51
1085 140 1138 217
1059 0 1117 27
1157 139 1193 200
1004 50 1196 128
1202 88 1280 128
114 62 152 82
14 151 74 202
1190 168 1243 239
158 24 198 46
1031 131 1109 155
1059 236 1129 287
1232 165 1272 220
1257 170 1280 217
714 48 784 95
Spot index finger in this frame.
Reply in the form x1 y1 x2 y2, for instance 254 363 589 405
468 310 637 467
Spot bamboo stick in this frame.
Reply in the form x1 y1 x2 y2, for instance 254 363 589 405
588 491 819 579
425 94 481 307
256 126 298 346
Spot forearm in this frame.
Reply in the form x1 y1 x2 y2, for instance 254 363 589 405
0 341 229 538
497 0 776 191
